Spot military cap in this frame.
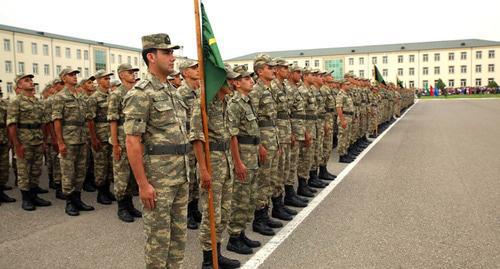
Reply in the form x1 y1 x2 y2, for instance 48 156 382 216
135 77 141 82
273 57 289 67
233 65 253 78
226 71 241 80
289 64 302 72
254 53 277 69
179 59 198 72
111 80 121 87
322 70 334 76
117 63 139 73
14 73 34 84
59 68 80 78
52 78 64 85
167 70 181 80
344 73 354 78
94 69 114 79
302 67 314 74
142 33 180 50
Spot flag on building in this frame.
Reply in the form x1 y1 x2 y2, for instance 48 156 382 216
373 65 386 85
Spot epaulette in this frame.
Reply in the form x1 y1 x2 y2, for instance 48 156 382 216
134 79 151 90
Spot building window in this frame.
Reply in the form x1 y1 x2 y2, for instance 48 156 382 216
409 68 415 76
488 50 495 59
314 60 319 67
434 66 440 75
382 69 388 77
55 46 61 57
111 54 115 64
488 78 494 84
398 68 403 76
372 57 377 64
77 49 82 59
118 55 122 64
409 55 415 63
44 64 50 76
65 48 71 58
409 81 414 88
32 63 39 75
6 82 13 93
359 57 364 65
434 53 440 61
475 78 481 86
18 62 25 73
134 57 138 66
84 68 89 78
56 65 62 75
5 61 12 73
348 58 354 65
359 70 365 78
94 49 107 71
127 56 131 64
304 60 310 67
423 80 429 89
476 51 482 59
461 52 467 60
448 52 454 61
449 66 455 74
43 44 49 56
423 54 428 62
31 42 38 55
423 67 428 75
398 55 403 63
460 79 467 87
488 64 495 72
382 56 388 64
448 79 454 87
17 41 24 53
84 50 89 60
475 65 482 73
77 67 82 77
3 39 11 51
461 65 467 73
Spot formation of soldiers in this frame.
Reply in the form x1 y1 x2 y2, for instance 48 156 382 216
0 32 414 269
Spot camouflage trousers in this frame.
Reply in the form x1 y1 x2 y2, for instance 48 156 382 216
274 143 290 197
370 109 379 134
297 139 313 180
17 144 43 191
337 116 352 156
361 107 369 137
228 168 257 236
322 114 335 166
287 141 300 185
0 144 9 186
312 119 325 170
256 148 278 210
350 115 359 144
112 146 132 201
92 142 113 187
85 143 94 181
199 152 233 251
60 144 87 195
188 153 199 203
394 103 401 117
47 143 61 184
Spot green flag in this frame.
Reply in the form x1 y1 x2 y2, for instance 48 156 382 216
397 76 403 88
373 65 386 85
201 3 226 104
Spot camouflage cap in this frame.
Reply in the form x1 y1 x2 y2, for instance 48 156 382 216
302 67 314 74
110 80 121 87
312 69 321 74
179 59 198 72
94 69 114 79
273 57 289 67
52 78 64 85
322 70 334 76
289 64 302 72
117 63 139 73
14 73 34 84
233 65 253 78
59 68 80 78
254 53 277 69
226 71 241 80
142 33 180 50
167 70 181 80
344 72 354 78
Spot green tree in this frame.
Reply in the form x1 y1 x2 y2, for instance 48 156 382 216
436 78 447 96
487 80 498 88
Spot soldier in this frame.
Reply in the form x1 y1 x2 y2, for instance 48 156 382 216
79 76 97 193
176 59 202 230
336 80 355 163
110 80 121 92
226 69 262 255
248 54 283 236
318 71 337 181
88 69 116 205
368 84 380 138
108 63 142 223
168 70 182 89
0 86 16 203
7 73 51 210
53 68 95 216
123 33 190 269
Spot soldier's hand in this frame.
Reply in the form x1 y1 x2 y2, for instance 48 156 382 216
91 138 102 152
324 125 331 135
200 168 212 190
52 143 59 153
113 144 121 161
341 120 347 129
140 182 156 210
304 132 312 147
58 142 67 157
258 145 268 164
234 161 247 182
15 144 25 159
291 134 296 147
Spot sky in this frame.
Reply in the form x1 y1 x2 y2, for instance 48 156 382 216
1 0 499 60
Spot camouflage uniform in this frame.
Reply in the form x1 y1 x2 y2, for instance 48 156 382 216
285 79 303 185
312 85 326 171
297 82 317 179
44 95 61 186
336 90 354 156
123 73 190 269
321 84 336 166
0 98 9 188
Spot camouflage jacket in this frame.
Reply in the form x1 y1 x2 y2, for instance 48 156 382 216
107 84 129 146
0 98 9 144
7 94 45 146
176 80 200 132
336 90 354 115
88 87 111 142
52 87 91 145
271 79 292 144
285 80 306 141
248 79 278 151
298 83 317 137
321 85 336 115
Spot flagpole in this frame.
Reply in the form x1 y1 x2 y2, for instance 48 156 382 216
193 0 219 268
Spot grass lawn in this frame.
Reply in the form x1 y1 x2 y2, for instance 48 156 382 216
419 94 500 99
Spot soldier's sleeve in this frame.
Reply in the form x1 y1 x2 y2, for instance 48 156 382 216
123 89 148 136
188 97 205 143
335 93 343 109
87 95 97 119
248 87 260 115
42 100 51 124
6 98 20 126
107 92 120 121
52 95 64 121
227 99 242 137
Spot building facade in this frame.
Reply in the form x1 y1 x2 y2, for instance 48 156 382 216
226 39 500 89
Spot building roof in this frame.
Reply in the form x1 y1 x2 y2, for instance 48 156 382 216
0 24 142 52
226 39 500 61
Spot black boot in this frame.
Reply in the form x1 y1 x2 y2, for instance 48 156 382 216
318 165 336 181
240 230 261 248
264 206 283 228
126 196 142 218
21 190 35 211
82 177 96 192
190 199 202 223
97 185 112 205
227 235 253 255
339 154 353 163
48 173 56 189
117 199 134 223
271 196 292 221
0 189 16 203
55 183 66 200
284 185 307 208
297 178 314 197
187 201 199 230
0 185 13 190
65 194 79 216
201 250 214 269
32 185 49 194
308 178 327 189
217 243 241 269
30 188 52 207
73 191 94 211
281 198 297 216
105 183 116 201
252 209 275 236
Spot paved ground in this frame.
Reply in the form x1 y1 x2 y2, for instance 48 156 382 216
1 99 499 269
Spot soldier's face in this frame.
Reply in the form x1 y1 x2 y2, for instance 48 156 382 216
119 70 136 84
63 72 78 86
184 65 200 80
258 65 274 81
154 49 175 75
290 71 301 83
276 66 289 79
17 77 35 94
98 76 111 89
238 76 254 93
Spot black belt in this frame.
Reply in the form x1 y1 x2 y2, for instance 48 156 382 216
343 112 353 116
258 120 275 128
117 118 125 126
371 104 377 107
305 115 317 121
0 123 5 128
326 108 336 113
290 114 306 120
94 117 108 123
185 122 190 131
145 143 192 155
276 112 290 120
237 135 260 145
317 115 325 120
63 120 85 127
17 123 42 129
209 140 230 152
